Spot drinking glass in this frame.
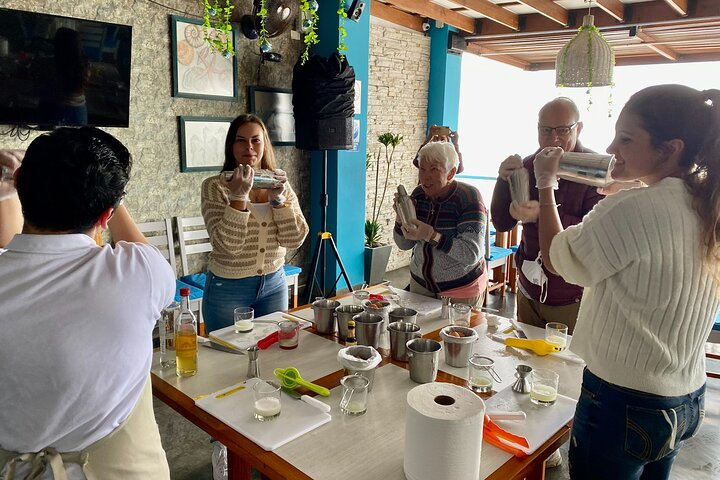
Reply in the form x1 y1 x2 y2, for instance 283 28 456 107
277 320 300 350
253 380 282 421
352 290 370 306
234 307 254 333
339 374 369 416
530 368 559 406
468 355 496 393
545 322 569 351
451 303 472 327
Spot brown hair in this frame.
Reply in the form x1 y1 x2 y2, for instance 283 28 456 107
221 114 276 172
623 84 720 262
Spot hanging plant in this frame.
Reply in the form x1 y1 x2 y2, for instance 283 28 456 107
202 0 235 57
299 0 320 64
337 0 348 60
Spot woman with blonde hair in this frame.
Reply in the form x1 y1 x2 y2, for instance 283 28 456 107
201 114 308 332
535 84 720 479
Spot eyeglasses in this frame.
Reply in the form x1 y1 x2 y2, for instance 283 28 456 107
538 123 577 136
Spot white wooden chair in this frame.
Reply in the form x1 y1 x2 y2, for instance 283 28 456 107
175 216 302 309
135 219 204 331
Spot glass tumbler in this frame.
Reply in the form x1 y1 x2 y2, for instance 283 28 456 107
468 354 499 393
352 290 370 306
339 374 370 416
278 320 300 350
545 322 569 351
234 307 254 333
253 380 282 421
451 303 472 327
530 368 559 406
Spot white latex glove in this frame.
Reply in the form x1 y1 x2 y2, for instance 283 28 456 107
392 192 401 225
268 184 286 205
510 200 540 223
533 147 562 190
222 165 253 200
498 154 523 181
0 150 24 201
273 168 287 184
597 180 646 196
402 218 434 242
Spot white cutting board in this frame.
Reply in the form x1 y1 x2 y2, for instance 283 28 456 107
195 378 331 451
484 385 577 455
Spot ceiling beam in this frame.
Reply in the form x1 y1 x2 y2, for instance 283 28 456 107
451 0 519 31
595 0 625 22
465 43 531 69
516 0 568 26
381 0 476 33
663 0 688 16
370 0 425 32
636 29 679 60
470 0 720 38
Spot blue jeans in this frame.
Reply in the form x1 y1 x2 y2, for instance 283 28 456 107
202 269 288 333
569 368 705 480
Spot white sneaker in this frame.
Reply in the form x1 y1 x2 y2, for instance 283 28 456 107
545 448 563 468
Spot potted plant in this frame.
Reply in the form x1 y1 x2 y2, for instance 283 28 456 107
364 132 403 285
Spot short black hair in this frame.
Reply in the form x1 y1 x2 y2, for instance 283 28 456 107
16 127 131 232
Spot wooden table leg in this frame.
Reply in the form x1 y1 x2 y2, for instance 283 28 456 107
227 450 253 480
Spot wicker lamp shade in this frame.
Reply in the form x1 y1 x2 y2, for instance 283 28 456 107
555 15 614 88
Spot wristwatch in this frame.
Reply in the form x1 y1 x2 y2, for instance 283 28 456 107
428 231 442 247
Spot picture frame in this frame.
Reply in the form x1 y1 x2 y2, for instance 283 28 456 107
171 15 238 101
179 116 234 172
249 86 295 146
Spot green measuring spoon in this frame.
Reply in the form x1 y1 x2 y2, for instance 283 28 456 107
273 367 331 397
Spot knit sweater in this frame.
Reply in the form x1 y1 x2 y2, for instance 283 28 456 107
200 176 308 279
550 177 720 396
394 181 487 293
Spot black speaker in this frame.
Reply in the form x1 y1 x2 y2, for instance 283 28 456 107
347 0 366 22
295 117 353 150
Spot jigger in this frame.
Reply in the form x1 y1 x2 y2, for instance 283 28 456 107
512 364 533 394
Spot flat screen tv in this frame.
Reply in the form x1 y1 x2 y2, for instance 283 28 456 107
0 8 132 128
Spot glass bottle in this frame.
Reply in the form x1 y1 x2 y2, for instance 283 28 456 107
175 287 198 377
346 320 357 346
159 301 178 368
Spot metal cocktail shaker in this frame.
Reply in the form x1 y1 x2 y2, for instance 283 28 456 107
557 152 615 188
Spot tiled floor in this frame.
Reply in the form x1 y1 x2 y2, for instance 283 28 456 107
155 267 720 480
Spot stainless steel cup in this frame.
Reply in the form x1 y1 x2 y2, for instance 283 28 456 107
439 326 478 367
388 321 421 362
388 307 418 324
336 304 365 340
352 312 384 348
406 338 442 383
312 299 341 334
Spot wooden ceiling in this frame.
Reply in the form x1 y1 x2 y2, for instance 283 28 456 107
371 0 720 70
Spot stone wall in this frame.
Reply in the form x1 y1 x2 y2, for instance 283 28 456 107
366 21 430 272
0 0 308 276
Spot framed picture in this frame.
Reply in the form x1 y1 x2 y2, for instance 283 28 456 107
179 116 234 172
249 86 295 146
171 15 238 101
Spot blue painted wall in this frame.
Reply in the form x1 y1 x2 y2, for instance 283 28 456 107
427 22 462 131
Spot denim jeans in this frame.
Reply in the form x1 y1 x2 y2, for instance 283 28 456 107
569 368 705 480
202 269 288 333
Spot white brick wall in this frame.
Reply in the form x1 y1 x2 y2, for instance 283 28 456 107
367 21 430 272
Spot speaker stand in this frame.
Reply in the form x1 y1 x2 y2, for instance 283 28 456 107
306 149 354 304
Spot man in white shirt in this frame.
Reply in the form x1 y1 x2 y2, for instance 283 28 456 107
0 128 176 479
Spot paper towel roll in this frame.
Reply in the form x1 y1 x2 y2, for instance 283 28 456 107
404 382 485 480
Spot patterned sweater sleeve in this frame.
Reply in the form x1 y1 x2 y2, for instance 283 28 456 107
271 181 309 249
436 187 486 268
200 176 252 256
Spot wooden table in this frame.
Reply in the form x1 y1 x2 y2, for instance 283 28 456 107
151 288 584 480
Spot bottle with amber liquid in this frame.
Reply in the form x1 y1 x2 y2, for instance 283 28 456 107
175 287 198 377
346 320 357 346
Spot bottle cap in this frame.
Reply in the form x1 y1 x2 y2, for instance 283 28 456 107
180 287 190 296
348 320 355 327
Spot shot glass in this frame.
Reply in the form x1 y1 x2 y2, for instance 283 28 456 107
277 320 300 350
468 354 498 393
234 307 254 333
530 368 559 406
253 380 282 421
339 374 370 416
352 290 370 306
545 322 569 351
451 303 472 327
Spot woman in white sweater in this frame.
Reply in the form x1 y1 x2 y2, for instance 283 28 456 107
535 84 720 479
201 115 308 332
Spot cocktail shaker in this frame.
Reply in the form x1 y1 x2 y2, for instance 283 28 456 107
395 185 416 227
557 152 615 188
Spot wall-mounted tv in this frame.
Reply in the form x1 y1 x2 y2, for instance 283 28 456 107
0 8 132 128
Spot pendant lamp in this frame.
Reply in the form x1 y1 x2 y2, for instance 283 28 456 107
555 14 614 88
